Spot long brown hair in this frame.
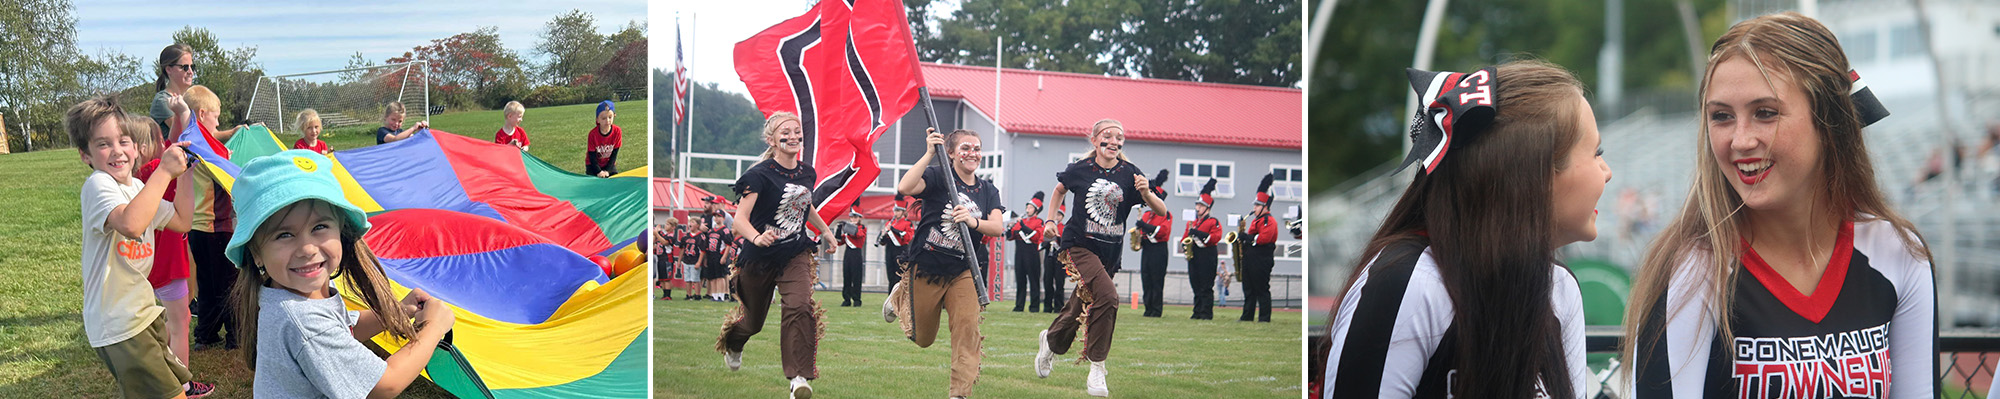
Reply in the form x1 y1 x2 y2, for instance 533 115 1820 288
155 43 193 92
1619 11 1931 381
232 200 415 369
1327 60 1585 398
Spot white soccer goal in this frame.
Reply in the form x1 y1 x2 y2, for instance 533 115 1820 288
245 60 429 136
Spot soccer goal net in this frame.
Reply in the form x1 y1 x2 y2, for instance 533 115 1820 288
245 61 429 136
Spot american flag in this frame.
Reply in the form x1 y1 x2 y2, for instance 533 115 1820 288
673 17 688 125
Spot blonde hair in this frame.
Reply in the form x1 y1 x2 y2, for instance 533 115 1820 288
503 101 525 117
1620 11 1931 379
123 113 162 162
295 109 321 133
184 85 220 113
383 102 406 120
759 111 801 160
1089 118 1130 162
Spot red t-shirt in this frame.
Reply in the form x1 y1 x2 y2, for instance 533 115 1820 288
292 138 330 154
495 125 530 149
586 124 622 167
139 159 191 287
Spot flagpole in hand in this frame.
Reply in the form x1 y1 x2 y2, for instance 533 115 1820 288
919 87 990 307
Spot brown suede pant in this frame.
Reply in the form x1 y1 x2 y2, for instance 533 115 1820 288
890 267 984 397
718 252 822 379
1046 247 1120 362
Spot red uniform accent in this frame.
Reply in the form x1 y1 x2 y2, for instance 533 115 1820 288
1247 214 1280 245
1138 211 1173 243
1009 215 1045 244
841 224 868 249
889 218 915 245
140 159 190 288
1185 216 1223 247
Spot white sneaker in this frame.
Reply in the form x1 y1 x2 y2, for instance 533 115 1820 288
882 282 900 323
723 350 742 371
790 376 813 399
1085 360 1109 397
1034 329 1055 378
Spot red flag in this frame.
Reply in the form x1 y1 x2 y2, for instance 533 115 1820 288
734 0 924 228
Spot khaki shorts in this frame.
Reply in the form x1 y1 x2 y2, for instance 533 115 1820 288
94 315 192 399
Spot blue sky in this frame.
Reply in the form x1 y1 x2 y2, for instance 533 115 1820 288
75 0 646 82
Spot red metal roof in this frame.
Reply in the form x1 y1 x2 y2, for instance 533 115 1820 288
919 62 1301 149
652 178 737 212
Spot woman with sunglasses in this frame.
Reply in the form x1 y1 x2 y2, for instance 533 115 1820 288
1031 118 1172 397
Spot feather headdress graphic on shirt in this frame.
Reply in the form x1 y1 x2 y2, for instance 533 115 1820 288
1085 178 1124 240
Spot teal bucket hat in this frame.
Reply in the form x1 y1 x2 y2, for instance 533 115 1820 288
224 150 372 269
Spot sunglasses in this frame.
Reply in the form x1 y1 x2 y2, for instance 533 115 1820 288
168 63 196 73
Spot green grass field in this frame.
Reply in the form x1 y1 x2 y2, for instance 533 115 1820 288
654 290 1302 398
0 100 645 398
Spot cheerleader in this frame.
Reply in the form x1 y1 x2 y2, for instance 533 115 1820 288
877 128 1006 399
1010 192 1049 312
1133 170 1173 318
1238 174 1279 323
1183 178 1223 319
1031 118 1172 397
1322 60 1608 398
1623 13 1932 399
836 209 868 307
715 112 833 398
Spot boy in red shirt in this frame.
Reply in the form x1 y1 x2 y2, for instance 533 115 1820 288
494 101 530 151
585 100 621 177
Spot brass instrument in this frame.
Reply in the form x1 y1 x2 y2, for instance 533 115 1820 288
1179 235 1195 258
1129 227 1144 251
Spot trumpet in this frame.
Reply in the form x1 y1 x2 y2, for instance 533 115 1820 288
1129 227 1145 251
1179 235 1195 258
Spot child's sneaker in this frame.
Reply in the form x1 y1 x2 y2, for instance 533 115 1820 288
789 376 813 399
185 381 214 398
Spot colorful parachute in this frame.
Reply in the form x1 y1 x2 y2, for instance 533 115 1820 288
181 122 647 398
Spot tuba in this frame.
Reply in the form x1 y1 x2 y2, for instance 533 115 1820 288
1128 227 1145 251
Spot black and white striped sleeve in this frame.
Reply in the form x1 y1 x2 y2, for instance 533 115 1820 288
1324 245 1452 399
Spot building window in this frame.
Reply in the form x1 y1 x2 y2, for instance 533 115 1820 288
1278 241 1304 260
1269 165 1304 202
1068 152 1088 163
1175 159 1234 198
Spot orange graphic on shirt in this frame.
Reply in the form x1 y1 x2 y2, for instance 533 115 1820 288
117 240 154 260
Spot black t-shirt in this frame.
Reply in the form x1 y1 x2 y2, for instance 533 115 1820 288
909 165 1003 279
1055 158 1145 268
732 159 818 268
376 126 396 145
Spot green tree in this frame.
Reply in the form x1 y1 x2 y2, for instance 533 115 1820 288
536 9 607 86
917 0 1299 86
1 0 146 151
171 26 262 125
652 69 769 186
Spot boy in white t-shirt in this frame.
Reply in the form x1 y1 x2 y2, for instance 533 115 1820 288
70 94 199 399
